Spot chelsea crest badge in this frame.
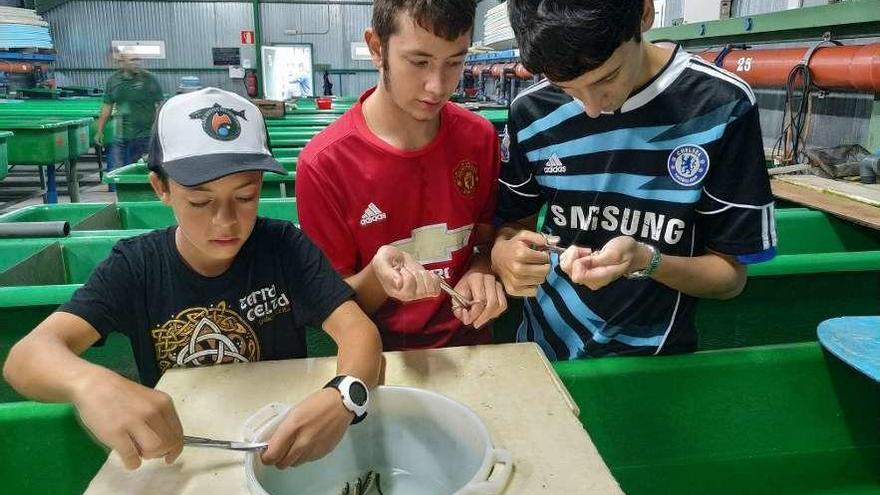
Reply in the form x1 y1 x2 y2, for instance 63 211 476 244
667 144 710 187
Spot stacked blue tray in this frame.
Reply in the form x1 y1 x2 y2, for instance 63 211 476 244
0 24 53 49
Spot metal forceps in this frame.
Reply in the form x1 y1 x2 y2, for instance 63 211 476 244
539 233 567 255
182 435 269 452
439 279 475 309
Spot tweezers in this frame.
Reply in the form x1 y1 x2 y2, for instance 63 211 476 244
540 233 567 255
183 435 269 452
439 279 475 308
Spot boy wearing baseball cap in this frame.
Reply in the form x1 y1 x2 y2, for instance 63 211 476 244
3 88 382 471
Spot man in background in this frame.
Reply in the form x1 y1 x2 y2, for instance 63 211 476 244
96 50 164 181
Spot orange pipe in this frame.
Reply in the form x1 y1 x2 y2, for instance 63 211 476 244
466 62 533 79
699 43 880 92
514 63 533 80
0 61 34 74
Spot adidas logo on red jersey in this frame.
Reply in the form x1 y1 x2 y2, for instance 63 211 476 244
360 202 387 226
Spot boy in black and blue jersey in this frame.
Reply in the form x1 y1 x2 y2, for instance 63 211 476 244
491 0 777 359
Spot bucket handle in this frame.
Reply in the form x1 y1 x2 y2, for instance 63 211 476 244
241 402 290 442
457 448 514 495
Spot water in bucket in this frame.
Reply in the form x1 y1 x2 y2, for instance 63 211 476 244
261 466 453 494
248 388 501 495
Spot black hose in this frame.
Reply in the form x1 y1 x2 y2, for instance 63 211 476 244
0 221 71 238
772 61 813 166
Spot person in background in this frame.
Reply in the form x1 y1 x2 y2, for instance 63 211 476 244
285 61 312 99
95 50 164 177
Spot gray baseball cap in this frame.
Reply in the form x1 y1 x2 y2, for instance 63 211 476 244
148 87 285 187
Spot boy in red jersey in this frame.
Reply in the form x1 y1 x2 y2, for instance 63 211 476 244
297 0 506 350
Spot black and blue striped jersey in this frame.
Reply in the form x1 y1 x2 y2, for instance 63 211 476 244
497 46 777 360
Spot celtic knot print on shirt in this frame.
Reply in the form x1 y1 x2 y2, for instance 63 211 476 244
151 301 260 373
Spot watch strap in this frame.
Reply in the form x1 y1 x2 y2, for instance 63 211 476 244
625 243 661 280
324 375 368 425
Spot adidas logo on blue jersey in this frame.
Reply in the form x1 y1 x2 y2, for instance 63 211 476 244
544 154 566 174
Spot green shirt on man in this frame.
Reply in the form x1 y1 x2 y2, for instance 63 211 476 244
103 70 164 140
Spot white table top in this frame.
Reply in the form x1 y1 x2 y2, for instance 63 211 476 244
85 342 622 494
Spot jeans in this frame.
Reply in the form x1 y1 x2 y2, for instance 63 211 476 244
106 136 151 191
107 136 151 171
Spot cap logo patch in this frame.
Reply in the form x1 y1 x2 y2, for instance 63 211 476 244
189 103 247 141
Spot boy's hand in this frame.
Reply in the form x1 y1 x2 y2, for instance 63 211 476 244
372 245 442 302
560 236 644 290
260 388 353 468
72 369 184 470
452 271 507 329
491 230 552 297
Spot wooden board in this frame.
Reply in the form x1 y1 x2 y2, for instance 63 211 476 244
775 175 880 206
772 178 880 231
84 343 623 495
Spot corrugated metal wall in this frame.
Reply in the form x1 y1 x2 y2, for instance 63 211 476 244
45 0 377 97
756 90 874 152
473 0 495 44
47 1 255 95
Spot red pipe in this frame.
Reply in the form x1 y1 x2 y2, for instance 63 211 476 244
699 43 880 92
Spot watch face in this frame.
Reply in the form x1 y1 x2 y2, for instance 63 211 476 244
349 381 368 406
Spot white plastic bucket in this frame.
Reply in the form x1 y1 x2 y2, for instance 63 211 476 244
243 386 513 495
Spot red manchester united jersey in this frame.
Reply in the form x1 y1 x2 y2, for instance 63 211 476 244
296 88 500 350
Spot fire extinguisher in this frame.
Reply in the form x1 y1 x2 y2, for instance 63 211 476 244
244 69 258 98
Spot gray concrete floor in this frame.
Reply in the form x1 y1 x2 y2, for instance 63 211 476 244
0 155 118 214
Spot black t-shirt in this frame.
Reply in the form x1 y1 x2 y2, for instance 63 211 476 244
60 218 354 387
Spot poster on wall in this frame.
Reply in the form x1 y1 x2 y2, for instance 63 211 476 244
261 45 314 100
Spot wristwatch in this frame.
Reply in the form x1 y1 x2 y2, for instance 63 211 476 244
624 243 661 280
324 375 369 424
